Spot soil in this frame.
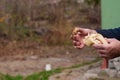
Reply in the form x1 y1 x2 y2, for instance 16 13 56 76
0 35 119 80
0 40 98 76
49 62 120 80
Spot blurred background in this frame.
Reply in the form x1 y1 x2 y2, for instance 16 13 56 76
0 0 101 79
0 0 100 46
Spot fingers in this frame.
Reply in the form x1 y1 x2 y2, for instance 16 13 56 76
74 27 83 32
93 44 106 49
98 50 107 54
71 27 91 49
106 38 116 43
73 40 84 49
73 41 80 46
93 44 109 58
74 43 84 49
73 27 89 35
71 31 85 49
76 28 87 35
98 53 107 58
71 33 82 41
77 32 81 35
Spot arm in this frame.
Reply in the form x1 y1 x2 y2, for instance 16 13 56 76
94 27 120 59
96 27 120 40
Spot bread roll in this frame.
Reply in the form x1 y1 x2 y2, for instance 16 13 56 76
72 28 108 46
72 27 80 34
83 33 108 46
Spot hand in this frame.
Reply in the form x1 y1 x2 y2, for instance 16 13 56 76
93 38 120 59
71 27 96 49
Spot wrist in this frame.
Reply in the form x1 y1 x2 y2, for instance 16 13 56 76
91 30 97 33
86 29 97 34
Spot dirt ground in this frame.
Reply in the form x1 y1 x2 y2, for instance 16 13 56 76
1 34 119 80
0 40 98 76
49 62 120 80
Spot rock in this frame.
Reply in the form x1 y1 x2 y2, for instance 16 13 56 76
113 61 120 71
82 68 104 80
113 57 120 62
105 69 117 77
117 71 120 78
108 59 115 69
27 55 38 60
86 68 101 74
112 57 120 71
82 73 98 80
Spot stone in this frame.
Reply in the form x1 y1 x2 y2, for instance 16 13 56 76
112 57 120 71
82 73 98 80
86 68 101 74
108 59 115 69
113 61 120 71
105 69 117 77
27 55 38 60
117 71 120 78
113 57 120 62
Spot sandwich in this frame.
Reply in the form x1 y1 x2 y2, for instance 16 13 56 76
83 33 108 46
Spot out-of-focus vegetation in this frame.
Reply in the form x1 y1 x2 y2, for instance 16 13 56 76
0 0 101 46
85 0 100 8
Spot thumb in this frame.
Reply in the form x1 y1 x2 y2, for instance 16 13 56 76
106 38 115 43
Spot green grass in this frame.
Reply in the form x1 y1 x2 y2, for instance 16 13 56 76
0 74 23 80
0 58 100 80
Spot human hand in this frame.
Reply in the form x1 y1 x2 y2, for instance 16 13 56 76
93 38 120 59
71 27 96 49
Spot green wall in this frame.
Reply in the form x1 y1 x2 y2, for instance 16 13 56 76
101 0 120 29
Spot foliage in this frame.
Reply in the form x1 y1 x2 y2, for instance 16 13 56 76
0 74 23 80
0 0 100 46
85 0 100 7
25 69 61 80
